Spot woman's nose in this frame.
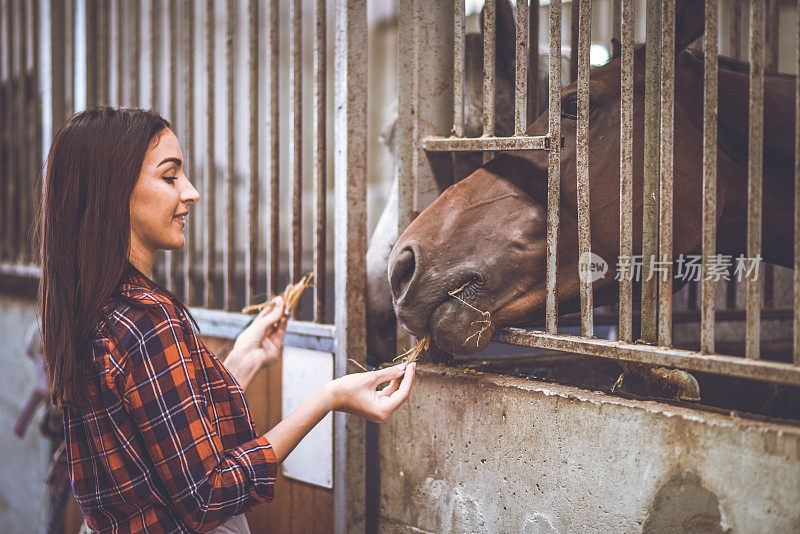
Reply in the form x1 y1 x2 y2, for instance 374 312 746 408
181 178 200 203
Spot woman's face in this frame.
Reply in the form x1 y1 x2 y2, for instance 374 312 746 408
129 129 199 265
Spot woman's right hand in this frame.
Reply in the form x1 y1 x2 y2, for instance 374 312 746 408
326 362 416 423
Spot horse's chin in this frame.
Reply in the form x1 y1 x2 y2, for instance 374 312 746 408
428 299 494 355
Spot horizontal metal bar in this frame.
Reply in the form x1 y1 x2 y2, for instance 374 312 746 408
191 307 336 352
422 135 549 151
494 327 800 386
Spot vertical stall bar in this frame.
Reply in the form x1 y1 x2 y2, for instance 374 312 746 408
49 0 65 134
731 0 741 59
8 0 19 259
746 0 765 360
453 0 465 137
204 0 216 308
483 0 496 138
701 0 718 354
17 0 28 261
29 0 41 261
290 0 303 313
576 0 592 337
225 0 235 311
763 0 779 309
131 1 139 106
545 0 562 334
246 0 257 306
314 0 327 323
84 0 97 105
527 0 539 119
150 0 158 111
96 0 108 104
612 0 621 56
165 0 178 291
569 0 578 83
65 0 74 114
641 0 661 344
183 0 195 304
618 0 634 343
1 0 9 260
658 0 675 347
268 0 279 295
795 0 800 365
115 0 123 105
514 0 528 137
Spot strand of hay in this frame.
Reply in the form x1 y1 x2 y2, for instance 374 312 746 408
241 272 314 315
394 334 430 365
448 282 492 347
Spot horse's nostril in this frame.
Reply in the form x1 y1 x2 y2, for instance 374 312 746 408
390 247 416 299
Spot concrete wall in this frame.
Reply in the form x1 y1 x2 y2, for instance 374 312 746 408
0 295 51 533
379 366 800 533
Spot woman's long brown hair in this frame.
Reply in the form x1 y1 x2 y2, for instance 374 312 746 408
37 107 194 408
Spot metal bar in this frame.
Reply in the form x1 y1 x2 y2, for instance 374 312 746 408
183 0 195 304
453 0 465 137
29 0 41 261
641 0 661 344
527 0 539 119
576 0 592 337
612 0 621 56
423 135 549 151
204 0 216 308
333 2 368 531
766 0 779 71
1 0 11 261
268 0 279 295
730 0 741 59
165 0 179 291
246 0 257 307
746 0 764 360
115 0 123 105
545 0 561 334
96 0 108 104
618 0 634 343
569 0 578 82
17 0 28 261
8 0 19 259
795 0 800 366
494 328 800 387
84 0 97 105
658 0 675 347
514 0 528 136
131 0 139 105
49 0 65 134
225 0 235 311
290 0 303 316
701 0 718 354
150 0 159 110
483 0 496 137
314 0 327 323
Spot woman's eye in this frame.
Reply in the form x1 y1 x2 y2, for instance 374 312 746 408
163 176 177 184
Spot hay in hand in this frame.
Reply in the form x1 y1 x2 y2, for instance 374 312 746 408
394 334 430 365
241 272 315 315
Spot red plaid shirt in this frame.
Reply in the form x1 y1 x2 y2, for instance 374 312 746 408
64 270 277 533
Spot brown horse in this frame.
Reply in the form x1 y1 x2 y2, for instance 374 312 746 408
388 43 795 357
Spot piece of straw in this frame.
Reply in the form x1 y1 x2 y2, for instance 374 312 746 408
448 282 492 347
394 334 430 364
241 272 314 315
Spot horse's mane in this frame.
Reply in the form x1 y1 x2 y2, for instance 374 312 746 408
683 46 795 80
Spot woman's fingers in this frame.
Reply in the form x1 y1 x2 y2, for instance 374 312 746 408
256 296 285 328
370 363 406 387
383 362 416 410
381 377 401 397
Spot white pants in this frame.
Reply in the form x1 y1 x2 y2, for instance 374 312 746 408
80 514 251 534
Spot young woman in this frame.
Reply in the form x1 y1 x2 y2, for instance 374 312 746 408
38 107 416 534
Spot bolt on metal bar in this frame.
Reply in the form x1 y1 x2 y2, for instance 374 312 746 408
246 0 258 307
268 0 279 295
115 0 123 105
701 0 718 354
453 0 465 137
204 0 216 308
576 0 592 337
527 0 539 119
618 0 634 343
494 327 800 387
658 0 675 347
746 0 764 360
514 0 528 136
545 0 562 335
796 0 800 366
641 0 661 344
483 0 496 138
290 0 303 317
423 135 549 151
131 0 139 106
313 0 327 323
183 0 195 304
225 0 235 311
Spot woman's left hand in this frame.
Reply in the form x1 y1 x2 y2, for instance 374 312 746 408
232 296 289 369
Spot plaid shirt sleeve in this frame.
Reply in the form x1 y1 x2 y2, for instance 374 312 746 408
120 297 277 531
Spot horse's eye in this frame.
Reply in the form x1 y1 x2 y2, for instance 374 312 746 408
561 95 578 120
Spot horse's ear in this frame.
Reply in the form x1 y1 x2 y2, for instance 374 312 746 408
480 0 516 74
675 0 704 52
610 38 621 59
